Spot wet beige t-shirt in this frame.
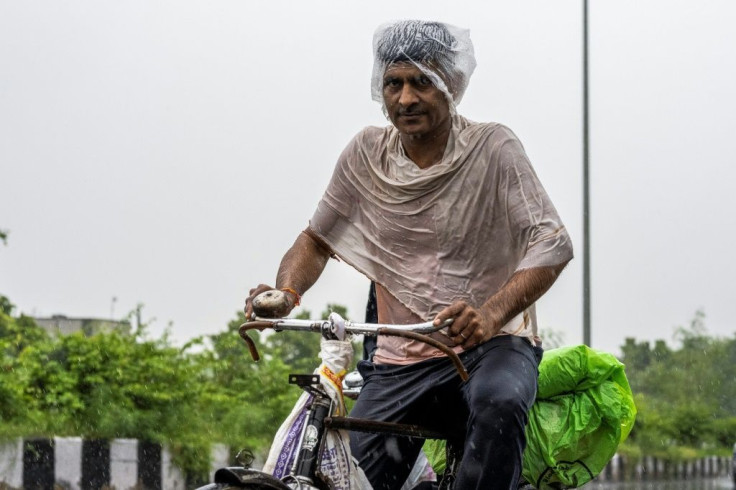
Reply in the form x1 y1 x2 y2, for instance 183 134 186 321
309 116 572 364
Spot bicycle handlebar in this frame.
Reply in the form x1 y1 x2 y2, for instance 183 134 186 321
249 316 452 335
239 313 469 381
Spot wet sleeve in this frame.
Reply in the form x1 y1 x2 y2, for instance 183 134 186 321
308 135 360 240
497 130 574 271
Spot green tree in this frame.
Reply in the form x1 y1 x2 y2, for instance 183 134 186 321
0 295 14 315
266 303 351 374
0 302 49 356
265 308 322 373
205 311 300 456
620 310 736 457
0 297 363 476
321 303 348 320
0 303 213 475
0 303 43 432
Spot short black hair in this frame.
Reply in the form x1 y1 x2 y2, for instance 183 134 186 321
375 20 456 68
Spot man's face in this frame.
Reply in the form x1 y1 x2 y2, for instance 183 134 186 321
382 62 451 139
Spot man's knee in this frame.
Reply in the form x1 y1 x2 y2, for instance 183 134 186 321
470 389 533 433
468 346 538 427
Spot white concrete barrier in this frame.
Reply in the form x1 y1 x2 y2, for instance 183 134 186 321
55 436 83 490
110 439 138 490
0 437 232 489
0 438 23 488
162 447 186 490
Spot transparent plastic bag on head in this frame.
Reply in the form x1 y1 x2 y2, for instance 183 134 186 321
371 20 477 112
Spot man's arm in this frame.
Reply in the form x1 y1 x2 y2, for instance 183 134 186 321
245 229 332 319
435 129 573 347
434 260 570 349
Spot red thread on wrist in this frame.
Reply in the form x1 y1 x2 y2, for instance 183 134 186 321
280 287 301 306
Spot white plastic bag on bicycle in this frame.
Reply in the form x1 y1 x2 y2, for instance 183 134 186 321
263 337 372 490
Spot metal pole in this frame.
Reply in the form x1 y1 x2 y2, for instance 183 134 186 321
582 0 591 346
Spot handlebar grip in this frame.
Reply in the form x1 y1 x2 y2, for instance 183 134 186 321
252 290 291 318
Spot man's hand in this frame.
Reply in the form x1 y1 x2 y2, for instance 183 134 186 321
243 230 332 321
244 284 299 320
432 263 570 349
433 301 499 349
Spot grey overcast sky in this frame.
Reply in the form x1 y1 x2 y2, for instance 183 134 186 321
1 1 735 355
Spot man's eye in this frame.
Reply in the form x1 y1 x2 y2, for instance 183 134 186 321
417 76 432 86
384 78 400 88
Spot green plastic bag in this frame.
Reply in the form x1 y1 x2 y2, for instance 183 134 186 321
424 345 636 489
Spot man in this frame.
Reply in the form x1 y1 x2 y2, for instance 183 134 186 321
246 20 573 490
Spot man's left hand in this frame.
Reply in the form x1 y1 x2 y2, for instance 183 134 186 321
433 301 499 349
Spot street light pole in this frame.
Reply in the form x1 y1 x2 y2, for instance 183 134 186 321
582 0 591 346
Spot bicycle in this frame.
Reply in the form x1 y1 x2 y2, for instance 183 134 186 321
197 290 635 490
197 290 470 490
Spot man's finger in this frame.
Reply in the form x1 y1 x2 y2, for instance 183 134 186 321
447 307 474 336
244 284 276 321
456 329 471 345
433 301 466 326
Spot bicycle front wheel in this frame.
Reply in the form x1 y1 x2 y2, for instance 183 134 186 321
197 468 294 490
199 484 291 490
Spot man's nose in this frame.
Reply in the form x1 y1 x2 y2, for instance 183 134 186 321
398 84 420 107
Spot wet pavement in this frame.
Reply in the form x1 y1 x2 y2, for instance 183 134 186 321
584 477 734 490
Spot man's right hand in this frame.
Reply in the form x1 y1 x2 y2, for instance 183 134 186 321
244 284 299 320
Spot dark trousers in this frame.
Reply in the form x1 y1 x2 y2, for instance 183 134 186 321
349 335 541 490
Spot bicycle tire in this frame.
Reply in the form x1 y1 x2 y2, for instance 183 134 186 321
203 484 291 490
199 468 294 490
197 480 293 490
